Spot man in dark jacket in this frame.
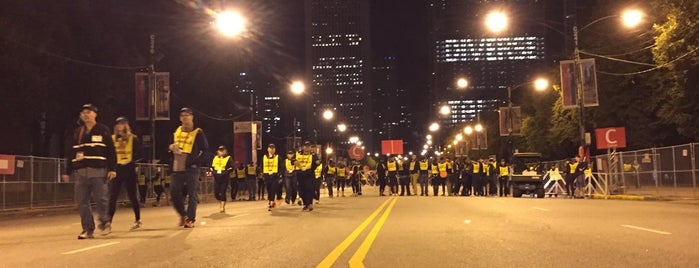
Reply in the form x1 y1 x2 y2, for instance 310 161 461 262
62 104 116 239
169 107 209 228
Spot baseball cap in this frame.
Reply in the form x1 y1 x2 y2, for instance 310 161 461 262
217 145 226 150
268 143 276 148
303 141 311 146
81 103 98 112
115 116 128 123
180 107 193 115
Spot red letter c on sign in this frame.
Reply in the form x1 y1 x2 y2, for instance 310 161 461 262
605 128 617 145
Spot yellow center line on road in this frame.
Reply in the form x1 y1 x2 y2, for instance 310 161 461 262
316 196 395 268
348 196 399 268
61 241 120 255
621 224 672 235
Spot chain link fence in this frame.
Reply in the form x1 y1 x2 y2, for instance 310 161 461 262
1 156 215 211
541 143 698 199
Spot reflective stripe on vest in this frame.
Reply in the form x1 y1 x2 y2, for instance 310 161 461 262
112 134 134 165
263 154 279 174
212 156 230 172
387 161 397 171
173 127 200 154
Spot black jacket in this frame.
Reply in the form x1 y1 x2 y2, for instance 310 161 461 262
64 123 116 175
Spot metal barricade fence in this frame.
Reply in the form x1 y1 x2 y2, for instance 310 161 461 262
541 143 698 199
1 155 215 211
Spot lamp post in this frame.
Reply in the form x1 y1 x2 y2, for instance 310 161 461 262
290 81 305 150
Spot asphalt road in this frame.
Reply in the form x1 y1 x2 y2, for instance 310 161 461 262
1 186 697 268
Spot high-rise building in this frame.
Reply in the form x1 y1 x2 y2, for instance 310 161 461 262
261 96 282 134
305 0 372 148
430 0 548 128
372 56 411 149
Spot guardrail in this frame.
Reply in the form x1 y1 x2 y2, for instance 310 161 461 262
0 156 215 211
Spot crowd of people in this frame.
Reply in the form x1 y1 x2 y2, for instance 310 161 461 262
62 103 589 240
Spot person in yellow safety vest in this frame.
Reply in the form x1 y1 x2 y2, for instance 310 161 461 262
137 171 148 205
409 155 419 196
296 141 319 211
565 156 580 198
472 159 485 196
484 158 498 196
430 159 439 190
313 160 324 202
434 157 448 196
245 162 258 201
107 116 144 231
284 150 298 204
498 159 510 197
458 158 472 196
325 160 337 198
232 163 246 201
398 156 412 196
417 156 431 196
262 144 285 211
153 170 165 206
446 158 461 196
386 156 399 195
336 161 347 197
350 160 363 196
376 157 388 196
211 146 234 213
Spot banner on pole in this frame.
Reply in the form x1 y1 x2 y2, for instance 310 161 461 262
498 106 522 136
135 73 149 121
560 59 599 108
135 72 170 121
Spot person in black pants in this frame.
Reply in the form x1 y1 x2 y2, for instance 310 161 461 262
108 116 144 231
296 141 319 211
211 146 233 213
461 159 473 196
398 157 411 196
262 144 285 211
336 162 347 197
350 160 362 196
376 158 387 196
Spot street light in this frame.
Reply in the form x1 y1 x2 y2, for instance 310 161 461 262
621 9 644 28
429 122 440 132
337 123 347 133
322 109 334 121
485 11 508 33
455 133 463 141
290 81 305 95
215 11 246 37
349 136 359 144
474 123 483 132
464 126 473 135
426 134 432 140
326 147 334 155
456 78 469 89
439 105 451 116
534 78 549 91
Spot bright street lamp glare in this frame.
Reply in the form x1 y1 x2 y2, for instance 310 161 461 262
485 11 508 33
216 11 246 37
452 140 458 145
426 134 433 140
326 147 333 154
456 78 469 89
337 123 347 132
455 133 463 141
290 81 305 95
439 105 451 115
349 136 359 143
322 110 334 120
534 78 549 91
423 144 429 149
464 126 473 135
475 124 484 132
621 9 643 28
429 122 440 132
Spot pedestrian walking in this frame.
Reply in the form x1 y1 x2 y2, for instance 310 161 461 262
498 159 510 197
107 116 144 230
325 160 336 198
232 162 246 201
211 146 233 213
168 107 209 228
284 150 298 204
336 161 347 197
62 104 116 239
262 144 284 211
245 162 257 201
398 157 412 196
386 156 399 195
409 155 419 195
296 141 319 211
314 159 324 202
376 158 387 196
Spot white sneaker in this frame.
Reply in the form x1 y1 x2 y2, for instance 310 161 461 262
130 220 142 231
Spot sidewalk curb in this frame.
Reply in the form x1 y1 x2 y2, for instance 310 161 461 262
590 194 647 201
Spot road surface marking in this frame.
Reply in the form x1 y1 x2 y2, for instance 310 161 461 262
621 225 671 235
464 219 472 224
168 230 184 238
348 197 399 268
316 197 395 268
61 241 120 255
532 207 550 212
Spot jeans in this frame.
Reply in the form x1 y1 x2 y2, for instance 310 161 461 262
399 175 411 196
285 173 298 202
410 173 419 195
108 165 140 222
73 168 109 233
171 168 199 222
245 178 257 200
325 175 335 197
418 173 429 195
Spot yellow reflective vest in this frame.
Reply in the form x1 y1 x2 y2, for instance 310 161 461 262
246 164 257 176
112 134 134 165
286 159 295 173
499 165 509 176
337 167 346 178
295 152 313 171
568 162 579 174
409 161 416 171
263 154 279 174
173 126 200 154
211 156 231 174
327 166 337 175
419 160 429 171
236 167 246 179
315 164 323 179
387 161 397 172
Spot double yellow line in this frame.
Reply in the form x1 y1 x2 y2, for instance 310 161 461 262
317 196 399 268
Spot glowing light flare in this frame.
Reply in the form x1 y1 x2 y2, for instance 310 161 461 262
455 134 463 141
456 78 469 89
322 110 334 120
534 78 549 91
439 105 451 115
291 81 305 95
215 11 246 37
485 11 508 33
464 126 473 135
621 9 644 28
337 123 347 132
475 124 484 132
429 122 440 132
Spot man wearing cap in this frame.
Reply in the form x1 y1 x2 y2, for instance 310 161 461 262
107 116 144 231
284 150 298 204
262 144 284 211
62 104 117 239
211 146 233 213
168 107 209 228
296 141 319 211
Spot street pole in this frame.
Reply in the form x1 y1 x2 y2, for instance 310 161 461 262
149 34 156 164
573 26 586 149
507 86 513 161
